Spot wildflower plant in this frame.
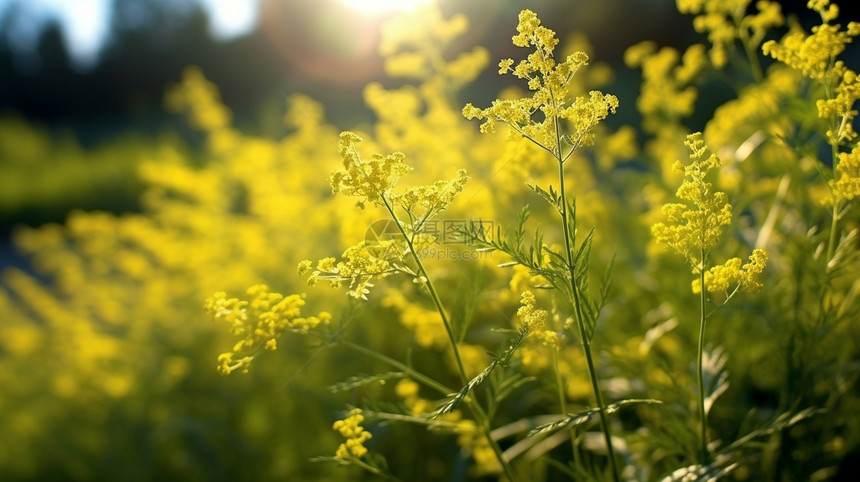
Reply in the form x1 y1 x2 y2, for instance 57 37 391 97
763 0 860 258
462 9 648 481
205 285 331 375
6 1 860 481
652 132 768 465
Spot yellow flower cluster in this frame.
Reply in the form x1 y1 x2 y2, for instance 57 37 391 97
333 408 373 459
299 240 406 299
677 0 783 68
330 131 411 209
652 133 733 264
378 5 488 89
762 15 858 80
832 144 860 201
165 66 237 152
164 66 232 131
692 249 768 294
763 1 860 144
704 65 800 156
390 169 470 214
624 42 706 132
808 0 841 23
516 290 548 330
462 10 618 152
205 285 330 375
515 290 562 351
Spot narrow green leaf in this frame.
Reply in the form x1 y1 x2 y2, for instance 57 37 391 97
527 399 662 437
430 326 530 418
328 372 405 393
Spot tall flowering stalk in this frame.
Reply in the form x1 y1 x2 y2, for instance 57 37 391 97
652 133 767 464
464 9 621 480
299 131 523 480
763 0 860 260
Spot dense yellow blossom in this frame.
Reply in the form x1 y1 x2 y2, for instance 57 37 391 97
763 1 860 144
330 131 412 209
677 0 783 68
832 144 860 201
516 290 548 330
378 4 488 90
652 133 733 264
625 42 704 133
704 65 801 157
205 285 330 374
300 240 408 299
165 66 238 152
692 249 768 293
390 168 470 215
333 408 373 459
463 10 618 153
3 3 855 480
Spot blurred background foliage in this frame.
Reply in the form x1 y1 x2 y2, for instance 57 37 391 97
0 0 837 233
1 0 859 480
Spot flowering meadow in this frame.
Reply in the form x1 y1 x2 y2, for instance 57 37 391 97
2 1 859 480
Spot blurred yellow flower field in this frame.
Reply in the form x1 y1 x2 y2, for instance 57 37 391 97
1 1 859 480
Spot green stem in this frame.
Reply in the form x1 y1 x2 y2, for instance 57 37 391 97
555 128 619 481
697 249 710 464
341 340 454 396
351 456 402 481
380 198 468 384
822 69 843 262
734 10 764 83
826 141 840 262
380 197 519 482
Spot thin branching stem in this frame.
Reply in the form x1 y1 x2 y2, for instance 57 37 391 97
341 340 454 396
351 456 403 481
379 196 520 482
697 248 710 464
826 138 840 262
380 197 468 384
554 116 620 482
733 8 764 83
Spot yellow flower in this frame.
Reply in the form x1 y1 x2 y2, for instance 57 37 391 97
333 408 373 459
625 43 702 133
831 144 860 201
763 2 860 144
390 169 470 214
330 131 411 209
516 290 548 330
205 285 330 375
692 249 768 294
301 240 407 299
677 0 784 68
463 9 617 154
652 133 733 264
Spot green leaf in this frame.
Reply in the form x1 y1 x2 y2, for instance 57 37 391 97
527 183 562 212
328 372 404 393
721 407 822 453
527 399 662 437
430 326 530 418
703 347 729 417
